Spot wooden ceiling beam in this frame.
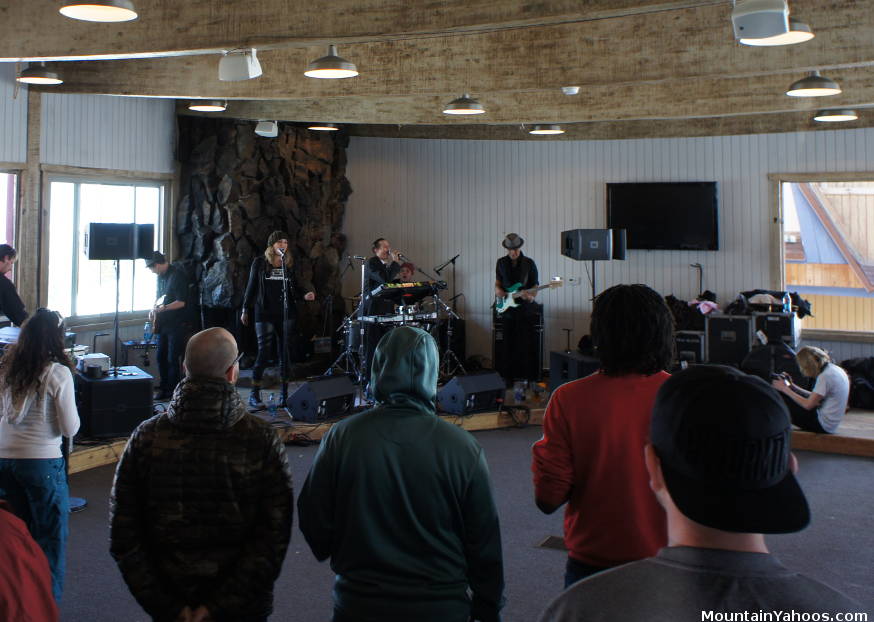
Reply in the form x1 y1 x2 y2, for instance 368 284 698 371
0 0 727 61
171 67 874 126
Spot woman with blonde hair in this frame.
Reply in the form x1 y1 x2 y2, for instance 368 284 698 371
0 308 80 602
771 346 849 434
241 231 315 408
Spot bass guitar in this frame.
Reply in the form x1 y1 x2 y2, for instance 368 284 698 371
496 279 563 314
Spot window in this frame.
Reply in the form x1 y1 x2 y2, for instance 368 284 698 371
47 178 164 318
0 172 16 247
781 180 874 334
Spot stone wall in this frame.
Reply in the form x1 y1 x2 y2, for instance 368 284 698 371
175 116 351 357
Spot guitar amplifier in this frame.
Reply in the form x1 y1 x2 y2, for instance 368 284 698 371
706 315 754 367
75 366 154 438
753 312 800 350
675 330 706 364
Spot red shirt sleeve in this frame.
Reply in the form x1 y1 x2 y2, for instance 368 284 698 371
532 388 576 509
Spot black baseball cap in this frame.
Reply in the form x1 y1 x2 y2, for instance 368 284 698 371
145 251 166 267
651 365 810 534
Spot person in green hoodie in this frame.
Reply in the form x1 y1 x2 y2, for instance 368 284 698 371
298 326 505 622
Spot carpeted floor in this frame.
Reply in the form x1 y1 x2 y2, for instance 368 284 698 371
61 425 874 621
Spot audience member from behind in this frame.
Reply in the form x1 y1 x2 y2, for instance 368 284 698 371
772 346 849 434
109 327 293 622
538 365 865 621
0 308 79 602
0 500 59 621
298 326 504 622
0 244 28 326
532 284 673 586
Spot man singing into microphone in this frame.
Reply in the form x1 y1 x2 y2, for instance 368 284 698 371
361 238 402 381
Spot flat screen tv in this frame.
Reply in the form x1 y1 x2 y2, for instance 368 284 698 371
606 182 719 251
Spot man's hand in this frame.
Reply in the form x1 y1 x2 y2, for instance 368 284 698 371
240 311 249 327
190 605 210 622
304 291 316 301
390 250 401 263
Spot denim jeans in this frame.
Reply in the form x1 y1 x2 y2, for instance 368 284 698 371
157 326 187 394
0 457 69 602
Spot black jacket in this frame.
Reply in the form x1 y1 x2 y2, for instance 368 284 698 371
109 377 294 622
363 256 400 315
0 275 27 326
242 256 307 320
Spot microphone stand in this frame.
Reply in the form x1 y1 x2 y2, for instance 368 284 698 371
434 254 461 312
279 250 291 411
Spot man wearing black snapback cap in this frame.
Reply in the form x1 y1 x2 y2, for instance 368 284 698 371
539 365 865 621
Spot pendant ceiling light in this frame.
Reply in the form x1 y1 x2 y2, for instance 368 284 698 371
529 124 565 135
59 0 138 22
739 17 814 46
16 62 63 85
219 49 262 81
304 45 358 79
187 100 227 112
442 93 485 115
786 71 841 97
813 109 858 122
308 123 339 131
254 121 279 138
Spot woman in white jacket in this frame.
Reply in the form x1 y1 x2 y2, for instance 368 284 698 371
0 308 80 602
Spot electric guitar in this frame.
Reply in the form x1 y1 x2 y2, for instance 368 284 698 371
496 279 563 314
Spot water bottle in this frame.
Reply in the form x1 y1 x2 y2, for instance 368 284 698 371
143 321 152 343
267 392 277 416
782 292 792 314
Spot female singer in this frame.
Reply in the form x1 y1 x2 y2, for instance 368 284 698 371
0 308 80 602
241 231 315 408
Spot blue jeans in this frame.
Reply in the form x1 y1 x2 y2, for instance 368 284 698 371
157 326 187 394
0 457 69 602
564 556 608 588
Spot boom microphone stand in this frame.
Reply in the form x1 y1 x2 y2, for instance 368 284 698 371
278 249 291 408
434 253 461 312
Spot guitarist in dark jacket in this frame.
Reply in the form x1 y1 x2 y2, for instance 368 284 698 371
494 233 542 384
146 252 192 401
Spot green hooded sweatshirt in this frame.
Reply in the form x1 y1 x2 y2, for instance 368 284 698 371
298 327 505 622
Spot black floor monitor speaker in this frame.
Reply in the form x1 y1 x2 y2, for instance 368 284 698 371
753 312 800 350
288 374 356 423
561 229 613 261
438 372 505 415
549 351 600 392
75 366 153 438
741 342 806 386
706 314 754 367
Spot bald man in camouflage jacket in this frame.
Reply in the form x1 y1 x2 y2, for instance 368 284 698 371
109 328 294 622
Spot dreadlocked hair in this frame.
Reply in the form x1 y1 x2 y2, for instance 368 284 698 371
591 284 674 376
0 308 74 405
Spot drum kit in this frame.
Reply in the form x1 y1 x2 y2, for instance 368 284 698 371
327 257 466 383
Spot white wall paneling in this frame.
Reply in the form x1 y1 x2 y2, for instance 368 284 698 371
344 129 874 365
0 63 27 164
40 93 175 174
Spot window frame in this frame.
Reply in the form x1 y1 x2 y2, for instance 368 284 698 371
0 165 22 291
769 171 874 343
41 166 174 330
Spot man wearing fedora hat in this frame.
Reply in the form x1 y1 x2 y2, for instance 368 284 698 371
538 365 864 621
494 233 541 384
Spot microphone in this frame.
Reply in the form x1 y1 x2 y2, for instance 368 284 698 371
276 248 285 257
347 255 366 260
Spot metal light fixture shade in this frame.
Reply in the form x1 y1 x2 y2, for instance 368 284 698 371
16 63 63 85
786 71 841 97
304 45 358 79
308 123 340 131
219 49 262 81
740 17 814 46
188 100 227 112
254 120 279 138
529 124 565 135
59 0 138 22
442 93 486 115
813 109 858 122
